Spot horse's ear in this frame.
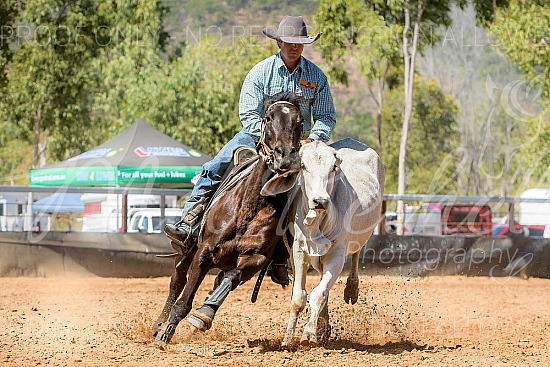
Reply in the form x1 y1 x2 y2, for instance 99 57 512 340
260 170 300 196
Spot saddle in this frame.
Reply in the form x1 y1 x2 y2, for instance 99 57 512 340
196 147 259 238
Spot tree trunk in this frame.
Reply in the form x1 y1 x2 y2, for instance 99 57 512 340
32 109 42 169
397 0 424 235
366 60 389 158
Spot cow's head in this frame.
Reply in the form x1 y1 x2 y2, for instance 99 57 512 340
260 141 342 219
299 141 341 223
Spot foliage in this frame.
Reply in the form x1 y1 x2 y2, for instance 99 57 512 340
161 0 318 55
89 0 169 141
418 5 539 196
2 0 104 167
314 0 366 85
0 0 17 88
331 98 376 146
489 1 549 181
108 38 276 155
0 0 545 196
490 1 548 106
0 141 33 185
381 76 459 194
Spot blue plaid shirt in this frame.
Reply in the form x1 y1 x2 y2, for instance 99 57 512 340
239 53 336 142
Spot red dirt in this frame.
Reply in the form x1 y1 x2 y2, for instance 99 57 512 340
1 274 549 367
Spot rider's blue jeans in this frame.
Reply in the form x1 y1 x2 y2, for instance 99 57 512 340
181 129 258 215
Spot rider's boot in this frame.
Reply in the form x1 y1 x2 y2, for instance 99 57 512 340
270 262 290 287
269 238 291 287
164 197 208 252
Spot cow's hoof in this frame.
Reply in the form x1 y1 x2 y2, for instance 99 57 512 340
187 305 215 331
344 279 359 304
317 323 331 346
300 333 317 349
281 336 293 349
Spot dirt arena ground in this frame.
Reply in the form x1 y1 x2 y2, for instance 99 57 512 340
1 274 548 367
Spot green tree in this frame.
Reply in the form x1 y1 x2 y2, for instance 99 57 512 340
0 1 26 184
489 1 549 182
89 0 168 139
3 0 104 167
382 76 459 194
418 6 536 197
315 0 509 233
163 39 276 154
314 0 401 155
0 0 17 88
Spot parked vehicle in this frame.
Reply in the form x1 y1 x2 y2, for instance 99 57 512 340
384 211 398 234
404 204 493 237
519 189 550 226
127 208 182 234
493 224 547 238
0 195 27 231
81 193 178 232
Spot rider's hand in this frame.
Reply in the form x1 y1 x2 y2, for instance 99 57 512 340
300 138 313 146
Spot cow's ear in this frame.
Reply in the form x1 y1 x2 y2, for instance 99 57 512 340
261 170 300 196
334 149 343 168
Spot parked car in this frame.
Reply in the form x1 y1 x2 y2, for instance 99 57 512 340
492 224 547 238
404 204 493 237
127 209 182 234
384 211 398 234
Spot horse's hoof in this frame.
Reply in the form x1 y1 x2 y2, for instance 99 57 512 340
187 315 208 331
154 322 177 345
151 321 163 338
153 340 169 351
187 305 215 331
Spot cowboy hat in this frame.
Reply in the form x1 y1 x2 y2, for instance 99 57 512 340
262 16 321 44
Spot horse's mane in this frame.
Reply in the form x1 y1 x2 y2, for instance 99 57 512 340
264 91 309 112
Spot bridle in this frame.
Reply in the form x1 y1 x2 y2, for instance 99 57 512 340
258 100 303 167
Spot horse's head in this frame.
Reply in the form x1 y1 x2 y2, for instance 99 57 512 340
259 92 305 174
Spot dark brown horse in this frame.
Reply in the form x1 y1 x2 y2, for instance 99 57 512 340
153 92 304 347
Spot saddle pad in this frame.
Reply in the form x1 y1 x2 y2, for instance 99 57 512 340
329 137 369 151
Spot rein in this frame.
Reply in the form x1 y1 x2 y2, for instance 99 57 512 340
258 100 300 167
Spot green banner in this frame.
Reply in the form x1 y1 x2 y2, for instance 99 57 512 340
117 166 202 185
30 166 202 187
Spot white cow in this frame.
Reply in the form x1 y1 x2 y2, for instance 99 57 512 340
263 140 385 347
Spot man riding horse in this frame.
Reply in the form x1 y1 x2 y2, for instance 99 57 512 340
164 15 336 285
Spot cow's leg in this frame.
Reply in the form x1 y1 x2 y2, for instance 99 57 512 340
301 248 345 347
152 248 196 337
154 252 210 348
344 252 360 304
282 239 309 347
